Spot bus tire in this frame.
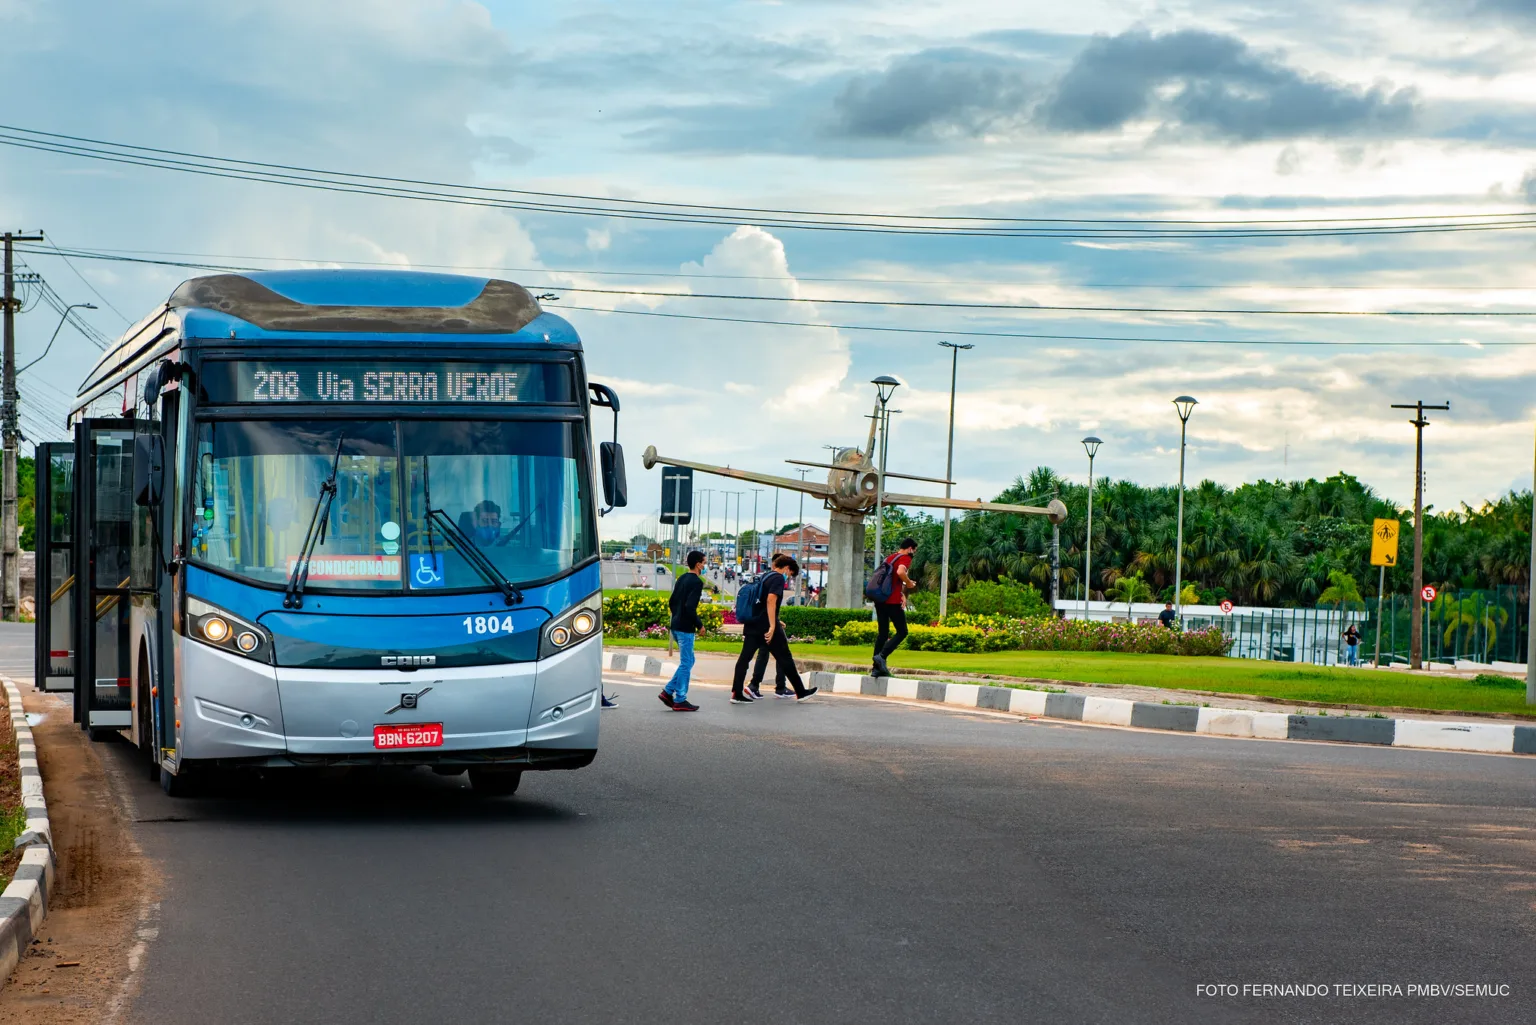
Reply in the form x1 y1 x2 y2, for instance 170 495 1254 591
137 650 154 753
468 767 522 797
160 763 200 798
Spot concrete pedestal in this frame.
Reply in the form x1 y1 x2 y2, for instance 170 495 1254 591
826 509 868 609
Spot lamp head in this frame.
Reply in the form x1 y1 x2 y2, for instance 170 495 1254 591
1173 395 1198 422
1081 435 1102 459
871 375 900 404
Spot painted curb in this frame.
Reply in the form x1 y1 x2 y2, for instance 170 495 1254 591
601 651 1534 758
794 671 1535 758
2 677 56 991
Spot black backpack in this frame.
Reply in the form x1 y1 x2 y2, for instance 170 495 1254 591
865 556 897 602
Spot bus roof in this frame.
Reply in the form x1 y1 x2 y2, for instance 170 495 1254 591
75 269 581 409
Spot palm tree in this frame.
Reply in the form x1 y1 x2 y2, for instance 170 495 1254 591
1107 572 1154 620
1317 569 1363 609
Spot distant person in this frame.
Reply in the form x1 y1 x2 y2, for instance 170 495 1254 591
1343 623 1361 666
870 537 917 678
659 550 705 711
731 554 817 703
1158 602 1176 629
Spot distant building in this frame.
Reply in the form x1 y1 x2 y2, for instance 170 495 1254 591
767 525 829 571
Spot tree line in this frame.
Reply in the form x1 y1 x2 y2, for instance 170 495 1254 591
882 469 1531 608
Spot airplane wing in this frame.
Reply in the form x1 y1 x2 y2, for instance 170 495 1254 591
880 491 1069 523
642 446 837 499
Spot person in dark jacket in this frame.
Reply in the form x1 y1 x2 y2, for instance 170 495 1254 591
660 551 706 710
731 554 817 703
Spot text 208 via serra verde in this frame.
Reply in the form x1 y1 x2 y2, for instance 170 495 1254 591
1196 983 1510 998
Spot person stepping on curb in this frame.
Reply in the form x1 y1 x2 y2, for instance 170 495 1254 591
731 553 817 703
867 537 917 678
661 550 706 710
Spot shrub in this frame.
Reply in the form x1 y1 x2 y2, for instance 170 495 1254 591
602 591 722 633
1472 672 1522 690
948 579 1051 619
779 606 872 639
832 616 1234 658
906 589 939 623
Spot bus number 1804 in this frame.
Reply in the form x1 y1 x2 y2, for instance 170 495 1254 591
463 615 515 635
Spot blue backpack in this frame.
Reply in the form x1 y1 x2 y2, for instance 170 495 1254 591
735 577 766 623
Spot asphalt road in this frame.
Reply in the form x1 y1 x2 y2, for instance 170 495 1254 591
8 625 1535 1024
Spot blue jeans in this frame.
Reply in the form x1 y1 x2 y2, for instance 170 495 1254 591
1346 644 1359 666
665 631 696 701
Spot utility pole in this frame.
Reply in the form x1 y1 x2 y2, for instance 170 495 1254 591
1392 400 1449 671
1051 486 1061 610
749 488 762 571
938 341 973 620
1528 421 1536 705
795 468 810 602
3 231 44 622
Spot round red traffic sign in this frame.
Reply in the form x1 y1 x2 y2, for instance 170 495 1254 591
1421 585 1437 602
1219 600 1234 614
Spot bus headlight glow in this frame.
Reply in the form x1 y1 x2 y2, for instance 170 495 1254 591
186 597 273 664
539 592 603 659
572 612 595 635
550 626 571 647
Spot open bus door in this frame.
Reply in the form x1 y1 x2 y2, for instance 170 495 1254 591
33 442 76 693
73 418 135 737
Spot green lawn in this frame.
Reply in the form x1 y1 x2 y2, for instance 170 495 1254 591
610 638 1536 717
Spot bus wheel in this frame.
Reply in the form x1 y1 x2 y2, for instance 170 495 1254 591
160 763 200 798
468 768 522 797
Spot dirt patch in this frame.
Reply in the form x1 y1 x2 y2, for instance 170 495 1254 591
0 689 157 1024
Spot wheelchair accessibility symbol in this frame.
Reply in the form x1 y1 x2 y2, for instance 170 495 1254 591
411 553 446 588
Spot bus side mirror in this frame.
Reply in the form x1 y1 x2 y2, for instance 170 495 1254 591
134 434 164 507
600 441 628 513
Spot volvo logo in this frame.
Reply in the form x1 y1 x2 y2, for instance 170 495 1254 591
385 686 434 715
382 654 437 666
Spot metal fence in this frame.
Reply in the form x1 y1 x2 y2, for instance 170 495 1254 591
1183 586 1528 667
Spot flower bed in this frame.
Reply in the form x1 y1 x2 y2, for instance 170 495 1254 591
831 617 1232 657
602 590 723 636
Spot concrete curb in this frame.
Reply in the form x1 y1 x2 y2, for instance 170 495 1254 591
800 672 1536 757
2 676 55 990
602 652 1535 757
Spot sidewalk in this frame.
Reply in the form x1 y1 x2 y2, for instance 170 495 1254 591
604 644 1529 728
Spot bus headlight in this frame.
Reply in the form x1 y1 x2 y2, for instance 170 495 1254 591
539 592 603 658
186 596 273 664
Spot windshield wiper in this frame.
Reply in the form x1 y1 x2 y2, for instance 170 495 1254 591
422 457 523 606
283 437 344 610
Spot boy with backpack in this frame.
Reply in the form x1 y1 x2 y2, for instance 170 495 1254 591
731 554 818 703
868 537 917 677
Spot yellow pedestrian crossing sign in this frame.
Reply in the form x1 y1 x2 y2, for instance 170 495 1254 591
1370 519 1400 567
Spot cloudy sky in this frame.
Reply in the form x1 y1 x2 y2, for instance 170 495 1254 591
4 0 1536 539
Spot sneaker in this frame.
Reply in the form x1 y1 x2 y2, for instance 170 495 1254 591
671 700 700 712
602 693 618 709
796 687 818 701
774 689 795 698
730 692 754 704
748 683 763 699
657 689 674 707
871 654 889 676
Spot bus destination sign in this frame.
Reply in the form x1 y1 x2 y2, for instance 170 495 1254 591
213 360 572 404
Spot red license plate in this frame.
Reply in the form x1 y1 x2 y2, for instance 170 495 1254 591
373 723 444 749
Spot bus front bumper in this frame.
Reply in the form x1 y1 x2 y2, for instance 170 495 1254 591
174 633 602 767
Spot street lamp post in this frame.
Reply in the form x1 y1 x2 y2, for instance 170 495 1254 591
1172 397 1198 627
937 341 973 620
728 490 743 566
795 468 812 602
1081 436 1101 622
870 376 900 566
750 488 762 571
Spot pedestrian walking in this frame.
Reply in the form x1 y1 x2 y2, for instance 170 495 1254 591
870 537 917 678
659 550 705 711
1343 622 1361 667
731 554 817 703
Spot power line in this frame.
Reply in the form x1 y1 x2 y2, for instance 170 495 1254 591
24 244 1536 319
555 304 1533 346
6 124 1536 240
30 243 1536 291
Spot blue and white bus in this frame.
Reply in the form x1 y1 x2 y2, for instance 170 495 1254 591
35 270 627 795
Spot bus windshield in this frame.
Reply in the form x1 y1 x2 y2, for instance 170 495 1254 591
192 419 594 592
